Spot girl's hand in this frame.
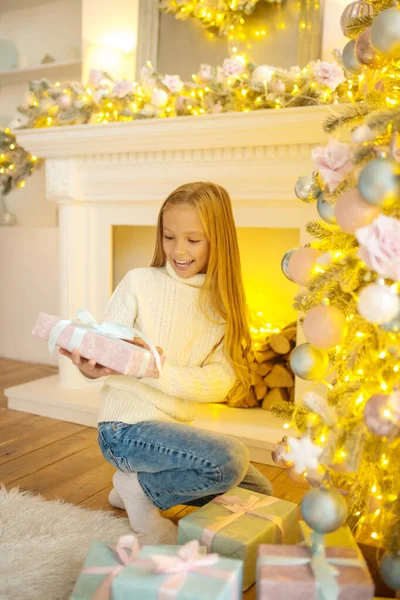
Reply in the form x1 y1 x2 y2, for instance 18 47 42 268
59 348 118 378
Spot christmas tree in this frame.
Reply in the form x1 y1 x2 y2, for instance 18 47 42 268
272 0 400 590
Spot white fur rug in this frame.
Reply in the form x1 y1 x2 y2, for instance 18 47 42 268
0 485 132 600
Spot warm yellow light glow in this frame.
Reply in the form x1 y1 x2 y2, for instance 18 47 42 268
371 532 379 539
378 351 387 359
283 423 290 429
383 408 391 418
371 485 377 493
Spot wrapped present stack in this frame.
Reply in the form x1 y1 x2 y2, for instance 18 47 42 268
230 322 297 408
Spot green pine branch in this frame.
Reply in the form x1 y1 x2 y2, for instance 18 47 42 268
324 103 372 134
270 401 308 430
345 14 374 37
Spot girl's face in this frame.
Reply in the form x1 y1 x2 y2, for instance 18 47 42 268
162 203 210 278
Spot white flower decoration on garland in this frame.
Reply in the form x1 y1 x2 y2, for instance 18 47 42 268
285 435 323 474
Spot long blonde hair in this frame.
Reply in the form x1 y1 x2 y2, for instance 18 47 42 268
151 182 252 404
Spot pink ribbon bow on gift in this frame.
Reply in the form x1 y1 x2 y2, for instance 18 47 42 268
82 534 151 600
151 540 238 600
201 494 284 549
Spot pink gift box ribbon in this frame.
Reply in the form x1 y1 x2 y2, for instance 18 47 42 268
200 494 284 550
83 536 239 600
48 308 163 377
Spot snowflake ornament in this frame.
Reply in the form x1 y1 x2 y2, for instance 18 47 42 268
285 435 323 474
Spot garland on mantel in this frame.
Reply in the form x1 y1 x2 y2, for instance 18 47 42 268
158 0 284 37
3 56 360 196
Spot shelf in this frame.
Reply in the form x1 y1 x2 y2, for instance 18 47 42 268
0 59 82 86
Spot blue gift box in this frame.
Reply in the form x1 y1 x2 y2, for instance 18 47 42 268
71 536 243 599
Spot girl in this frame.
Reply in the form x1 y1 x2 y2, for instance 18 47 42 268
60 182 272 544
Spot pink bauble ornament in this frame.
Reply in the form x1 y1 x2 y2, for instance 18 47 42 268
57 94 72 109
271 438 290 467
287 247 321 286
340 1 374 39
364 394 399 437
334 188 381 233
355 28 385 68
303 305 348 349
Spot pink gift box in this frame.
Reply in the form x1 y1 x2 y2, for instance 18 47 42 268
32 312 164 378
256 544 374 600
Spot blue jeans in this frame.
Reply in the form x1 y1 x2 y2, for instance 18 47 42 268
98 421 273 511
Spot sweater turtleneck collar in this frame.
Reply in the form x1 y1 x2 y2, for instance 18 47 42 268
164 260 206 288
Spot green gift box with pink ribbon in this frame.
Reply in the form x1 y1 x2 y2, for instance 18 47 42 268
71 535 242 599
177 486 297 591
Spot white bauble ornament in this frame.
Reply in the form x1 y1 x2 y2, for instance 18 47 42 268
351 124 376 143
371 7 400 59
358 283 400 324
151 88 169 108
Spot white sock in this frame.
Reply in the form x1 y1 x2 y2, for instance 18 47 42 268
113 471 178 545
108 487 125 510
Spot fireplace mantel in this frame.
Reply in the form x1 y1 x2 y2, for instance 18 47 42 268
7 106 335 463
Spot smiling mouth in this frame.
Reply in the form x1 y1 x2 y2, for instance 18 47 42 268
173 259 194 271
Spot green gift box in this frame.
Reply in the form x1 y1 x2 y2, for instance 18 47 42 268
177 486 297 591
71 536 243 599
298 521 361 553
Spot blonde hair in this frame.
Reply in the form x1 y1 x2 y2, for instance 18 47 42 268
151 182 252 405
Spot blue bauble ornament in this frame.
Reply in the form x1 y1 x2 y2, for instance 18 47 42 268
301 487 348 533
295 173 322 203
382 314 400 332
380 552 400 590
358 158 400 208
342 40 363 75
290 343 329 381
371 7 400 59
317 192 337 225
281 248 298 281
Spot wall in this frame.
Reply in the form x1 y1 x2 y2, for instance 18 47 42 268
113 225 299 328
0 227 59 365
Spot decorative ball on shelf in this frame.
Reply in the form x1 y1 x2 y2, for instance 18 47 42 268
342 40 363 75
358 158 400 208
287 247 321 287
363 394 399 437
301 487 348 533
358 283 400 325
380 552 400 591
271 437 290 467
340 1 374 39
355 27 385 69
334 188 381 233
303 305 348 350
371 7 400 59
294 172 322 203
151 88 169 108
281 248 298 281
317 192 337 225
57 94 72 110
290 343 329 381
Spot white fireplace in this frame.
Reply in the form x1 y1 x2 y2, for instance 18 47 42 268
7 105 332 463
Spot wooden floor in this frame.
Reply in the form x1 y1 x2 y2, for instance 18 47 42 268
0 357 310 600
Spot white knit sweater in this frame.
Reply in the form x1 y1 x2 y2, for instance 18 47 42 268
97 261 236 425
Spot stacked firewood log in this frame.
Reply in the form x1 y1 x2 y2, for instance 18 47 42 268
228 322 297 408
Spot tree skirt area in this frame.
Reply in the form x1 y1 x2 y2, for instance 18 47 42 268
0 485 132 600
